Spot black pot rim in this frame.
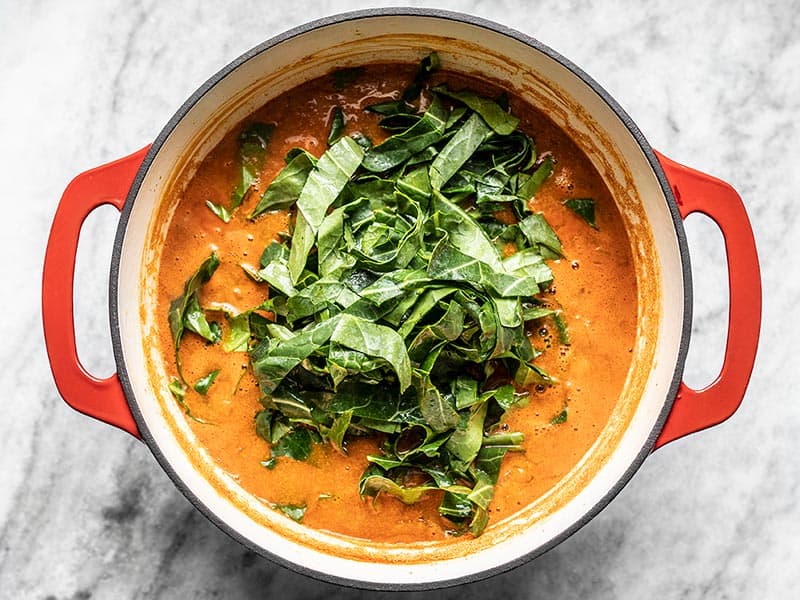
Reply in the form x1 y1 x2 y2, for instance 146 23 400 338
109 6 692 592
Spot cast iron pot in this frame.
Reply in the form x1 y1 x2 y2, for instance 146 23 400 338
42 8 761 590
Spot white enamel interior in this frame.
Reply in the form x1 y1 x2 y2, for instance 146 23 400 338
115 14 685 587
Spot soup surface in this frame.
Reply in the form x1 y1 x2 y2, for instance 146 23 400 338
153 62 638 545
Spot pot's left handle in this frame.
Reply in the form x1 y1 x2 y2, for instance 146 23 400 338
42 147 151 438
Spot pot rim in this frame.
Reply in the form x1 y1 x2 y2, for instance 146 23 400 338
109 7 693 591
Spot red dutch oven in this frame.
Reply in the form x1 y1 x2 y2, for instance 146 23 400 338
41 9 761 590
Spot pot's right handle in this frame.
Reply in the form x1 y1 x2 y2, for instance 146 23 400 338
42 148 150 439
653 151 761 449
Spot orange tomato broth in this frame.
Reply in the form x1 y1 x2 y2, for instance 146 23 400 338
153 64 638 545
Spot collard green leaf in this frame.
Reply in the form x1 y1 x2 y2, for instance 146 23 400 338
553 311 571 345
327 410 352 453
231 123 274 209
514 361 553 388
522 305 555 321
564 197 598 229
402 51 440 102
432 193 504 271
453 377 479 410
439 491 473 520
466 470 495 509
378 113 421 131
432 84 520 135
169 379 187 405
551 407 568 424
418 378 460 433
350 132 373 151
469 507 490 536
517 156 553 201
362 95 448 173
271 427 317 461
257 256 297 298
251 317 339 394
396 166 432 204
168 253 221 379
327 106 346 145
319 380 422 424
429 111 493 191
330 314 411 392
492 384 518 411
288 136 364 282
366 454 407 470
396 287 457 339
273 503 307 522
345 192 424 272
365 99 413 116
473 445 509 482
446 401 488 471
255 409 272 442
183 294 222 343
359 467 437 504
250 149 317 218
193 370 220 395
223 313 251 352
169 379 207 423
206 200 232 223
285 278 359 323
316 205 353 278
428 236 540 299
519 213 564 259
189 73 579 537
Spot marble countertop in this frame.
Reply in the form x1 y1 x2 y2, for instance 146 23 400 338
2 0 796 597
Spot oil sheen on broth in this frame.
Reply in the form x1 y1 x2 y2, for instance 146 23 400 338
155 64 638 543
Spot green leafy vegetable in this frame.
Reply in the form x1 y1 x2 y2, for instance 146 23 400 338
206 200 232 223
183 295 222 344
168 252 220 380
250 149 317 218
273 503 307 522
402 51 440 102
223 312 251 352
564 198 598 229
231 123 274 210
517 156 553 200
362 95 448 173
553 311 571 345
288 136 364 282
551 407 568 424
360 467 438 504
519 214 564 259
169 379 188 409
433 84 520 135
168 56 576 536
330 314 412 392
327 107 346 145
271 428 318 461
169 379 207 423
429 111 493 190
193 370 220 395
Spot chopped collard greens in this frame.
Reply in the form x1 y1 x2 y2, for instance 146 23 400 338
564 197 598 229
169 53 584 536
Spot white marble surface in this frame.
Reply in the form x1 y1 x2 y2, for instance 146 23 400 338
1 0 796 597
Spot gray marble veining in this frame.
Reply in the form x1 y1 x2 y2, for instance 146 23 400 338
2 0 796 598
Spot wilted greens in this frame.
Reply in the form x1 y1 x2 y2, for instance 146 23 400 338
564 197 598 229
169 53 578 536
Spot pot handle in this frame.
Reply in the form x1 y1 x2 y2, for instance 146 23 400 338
653 151 761 449
42 147 151 439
